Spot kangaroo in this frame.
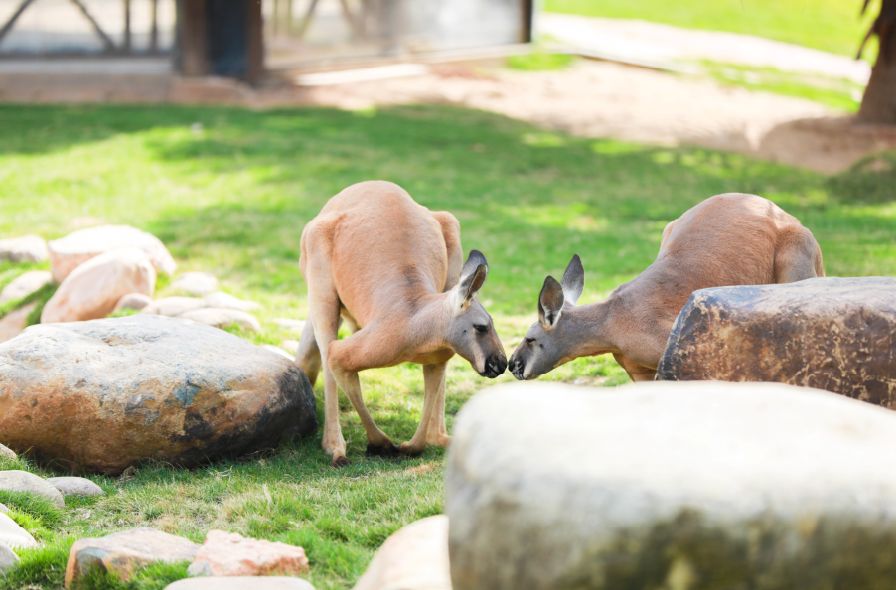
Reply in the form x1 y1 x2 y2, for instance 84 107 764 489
508 193 825 382
297 181 507 466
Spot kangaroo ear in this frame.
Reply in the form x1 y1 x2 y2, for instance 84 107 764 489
538 275 564 329
458 249 488 305
561 254 584 305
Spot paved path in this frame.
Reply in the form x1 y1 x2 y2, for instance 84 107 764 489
539 13 870 84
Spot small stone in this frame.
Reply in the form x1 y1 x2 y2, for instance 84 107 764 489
280 340 299 355
0 471 64 508
41 248 156 324
353 516 450 590
65 527 199 588
0 542 19 572
0 302 37 343
0 235 48 263
142 296 207 317
179 308 261 333
203 292 260 312
0 511 38 549
48 224 176 283
262 345 293 360
113 293 153 313
171 272 219 296
187 530 309 577
47 477 104 498
0 444 16 460
166 577 315 590
0 270 53 305
273 318 305 332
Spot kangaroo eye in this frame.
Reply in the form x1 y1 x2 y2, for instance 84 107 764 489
525 337 535 345
474 324 488 334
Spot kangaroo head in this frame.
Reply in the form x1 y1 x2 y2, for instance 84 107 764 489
509 254 585 380
445 250 507 378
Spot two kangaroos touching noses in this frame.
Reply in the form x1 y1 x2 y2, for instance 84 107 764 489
298 181 824 466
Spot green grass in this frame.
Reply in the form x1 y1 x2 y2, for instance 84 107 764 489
544 0 877 58
506 50 576 71
0 103 894 589
697 61 865 111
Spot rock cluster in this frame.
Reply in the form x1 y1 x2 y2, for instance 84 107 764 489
65 527 313 589
0 224 264 342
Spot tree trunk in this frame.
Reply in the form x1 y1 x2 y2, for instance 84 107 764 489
858 0 896 124
858 51 896 123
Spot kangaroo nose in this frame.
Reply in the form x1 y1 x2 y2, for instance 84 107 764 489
509 357 524 380
484 354 507 378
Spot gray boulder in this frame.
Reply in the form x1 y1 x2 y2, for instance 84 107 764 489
0 235 48 263
0 511 38 549
447 381 896 590
0 315 317 473
0 471 64 508
47 477 104 497
658 277 896 406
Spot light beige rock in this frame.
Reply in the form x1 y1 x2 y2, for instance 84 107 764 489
48 224 176 283
179 308 261 332
0 511 38 549
447 381 896 590
0 471 64 508
47 477 104 497
354 516 451 590
142 296 206 317
113 293 153 313
65 527 199 588
281 340 299 356
171 272 219 296
0 542 18 572
0 235 48 263
658 277 896 406
41 248 156 324
0 444 16 460
166 577 315 590
262 345 293 360
203 292 259 312
0 302 36 343
0 270 53 305
0 315 318 474
187 530 309 577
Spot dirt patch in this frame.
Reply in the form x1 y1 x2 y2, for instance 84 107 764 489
298 62 896 174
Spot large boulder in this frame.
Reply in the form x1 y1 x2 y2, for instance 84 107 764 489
446 381 896 590
41 248 156 324
0 235 48 263
657 277 896 406
0 315 317 473
354 516 451 590
66 527 199 588
48 225 176 283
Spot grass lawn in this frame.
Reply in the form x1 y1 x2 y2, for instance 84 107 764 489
0 103 894 590
544 0 876 58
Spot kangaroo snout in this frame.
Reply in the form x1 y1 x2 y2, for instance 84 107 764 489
508 355 526 380
483 353 508 378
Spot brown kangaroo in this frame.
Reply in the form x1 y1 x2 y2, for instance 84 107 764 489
508 193 825 382
297 181 507 466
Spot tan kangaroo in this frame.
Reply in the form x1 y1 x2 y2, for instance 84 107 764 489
297 181 507 467
508 193 825 382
